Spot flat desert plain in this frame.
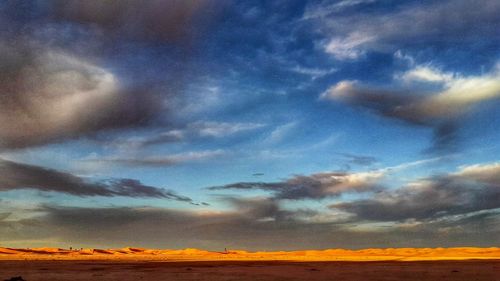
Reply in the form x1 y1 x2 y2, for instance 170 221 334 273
1 260 500 281
1 247 499 281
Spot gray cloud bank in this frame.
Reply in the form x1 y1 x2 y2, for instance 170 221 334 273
211 161 500 224
1 198 498 250
197 162 500 248
331 163 500 222
2 162 500 250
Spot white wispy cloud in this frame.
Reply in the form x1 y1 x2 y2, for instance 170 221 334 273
108 121 267 151
263 122 298 144
303 0 377 20
289 65 338 80
82 150 226 167
324 32 376 60
191 121 266 138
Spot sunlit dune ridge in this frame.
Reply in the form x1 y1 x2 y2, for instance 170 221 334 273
1 247 499 261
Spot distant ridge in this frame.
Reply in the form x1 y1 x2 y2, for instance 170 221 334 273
1 247 499 261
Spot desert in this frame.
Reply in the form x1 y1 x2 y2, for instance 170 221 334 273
2 1 500 281
1 247 500 281
1 247 500 261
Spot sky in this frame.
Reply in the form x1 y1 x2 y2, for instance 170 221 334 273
1 0 500 251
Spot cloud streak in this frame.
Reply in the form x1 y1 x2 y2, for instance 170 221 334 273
109 121 266 150
84 150 225 167
0 158 192 201
208 170 383 200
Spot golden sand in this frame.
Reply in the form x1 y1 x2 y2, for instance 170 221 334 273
1 247 499 261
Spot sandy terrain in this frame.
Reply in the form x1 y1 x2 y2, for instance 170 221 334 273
1 247 500 261
0 260 499 281
1 247 499 280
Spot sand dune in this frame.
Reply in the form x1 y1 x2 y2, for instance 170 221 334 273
1 247 499 261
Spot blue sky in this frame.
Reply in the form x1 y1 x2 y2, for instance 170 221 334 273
1 0 500 250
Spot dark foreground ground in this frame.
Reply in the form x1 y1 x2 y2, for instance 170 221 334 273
1 260 499 281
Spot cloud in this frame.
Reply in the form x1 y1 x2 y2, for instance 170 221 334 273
113 130 186 149
0 1 228 151
110 121 266 149
303 0 377 20
453 162 500 185
0 212 11 221
324 32 375 60
4 198 335 249
191 121 266 138
84 150 225 167
288 65 337 80
320 80 414 117
321 65 500 152
398 66 454 83
2 200 498 250
208 170 383 200
47 0 218 44
338 153 378 166
0 158 192 201
312 0 500 60
331 163 500 222
224 197 304 222
263 122 297 144
0 42 161 150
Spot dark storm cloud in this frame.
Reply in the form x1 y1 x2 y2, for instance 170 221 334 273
0 158 192 201
48 0 219 44
0 41 162 150
1 0 219 47
331 163 500 222
208 171 383 200
0 0 227 150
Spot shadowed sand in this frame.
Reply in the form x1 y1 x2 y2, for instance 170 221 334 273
1 247 500 261
0 260 499 281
